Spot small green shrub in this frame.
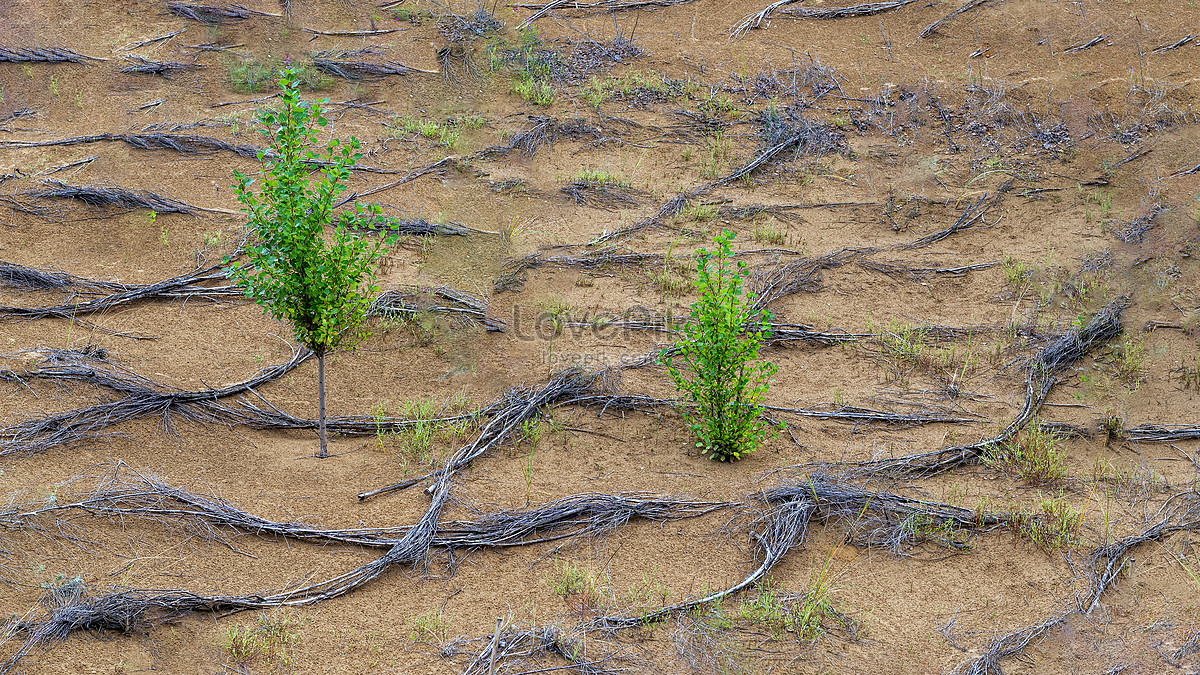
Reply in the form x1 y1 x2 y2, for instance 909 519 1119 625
663 230 776 461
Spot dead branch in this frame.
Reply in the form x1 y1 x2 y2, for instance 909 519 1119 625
0 45 104 63
359 368 608 500
119 56 205 77
918 0 1002 39
732 0 915 37
28 180 223 215
166 2 280 23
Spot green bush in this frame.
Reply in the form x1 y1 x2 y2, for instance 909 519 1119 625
663 231 776 461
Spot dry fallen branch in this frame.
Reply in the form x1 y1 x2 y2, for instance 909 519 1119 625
359 367 607 500
0 348 311 456
0 133 396 173
948 610 1073 675
596 485 814 627
513 0 698 29
1062 34 1108 54
7 467 727 554
918 0 1002 39
897 194 998 249
0 133 260 156
166 2 280 23
28 180 226 215
119 56 205 77
750 247 874 307
0 257 501 331
493 116 604 157
1121 424 1200 443
0 45 104 63
370 285 506 331
858 259 999 281
0 260 240 320
731 0 915 38
560 181 645 210
311 57 435 80
452 623 626 675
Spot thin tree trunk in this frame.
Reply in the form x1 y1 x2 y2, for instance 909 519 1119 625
317 349 328 458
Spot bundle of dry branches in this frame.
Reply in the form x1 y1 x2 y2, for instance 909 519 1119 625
0 132 262 157
371 285 506 331
167 2 279 23
732 0 916 38
119 56 205 77
312 57 434 80
0 260 239 320
0 348 311 456
28 180 208 214
0 45 101 63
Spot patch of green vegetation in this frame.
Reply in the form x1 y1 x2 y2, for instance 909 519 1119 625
222 612 302 670
1104 334 1146 387
699 92 737 117
547 561 607 610
578 70 693 109
880 321 927 364
986 423 1068 486
392 5 435 22
751 220 786 245
1001 255 1031 292
489 26 561 106
1014 495 1082 550
698 133 732 179
572 168 629 187
394 116 463 149
409 609 450 644
689 203 718 221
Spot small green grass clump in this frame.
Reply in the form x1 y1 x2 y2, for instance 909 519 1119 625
222 612 302 669
987 424 1068 486
572 168 629 187
1014 496 1082 550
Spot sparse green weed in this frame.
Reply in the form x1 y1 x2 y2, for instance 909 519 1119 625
409 609 450 644
986 423 1068 485
1014 496 1082 549
222 611 302 669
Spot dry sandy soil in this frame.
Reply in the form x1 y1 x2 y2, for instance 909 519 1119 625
2 0 1200 673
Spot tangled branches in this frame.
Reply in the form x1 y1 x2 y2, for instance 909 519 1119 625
0 348 311 456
